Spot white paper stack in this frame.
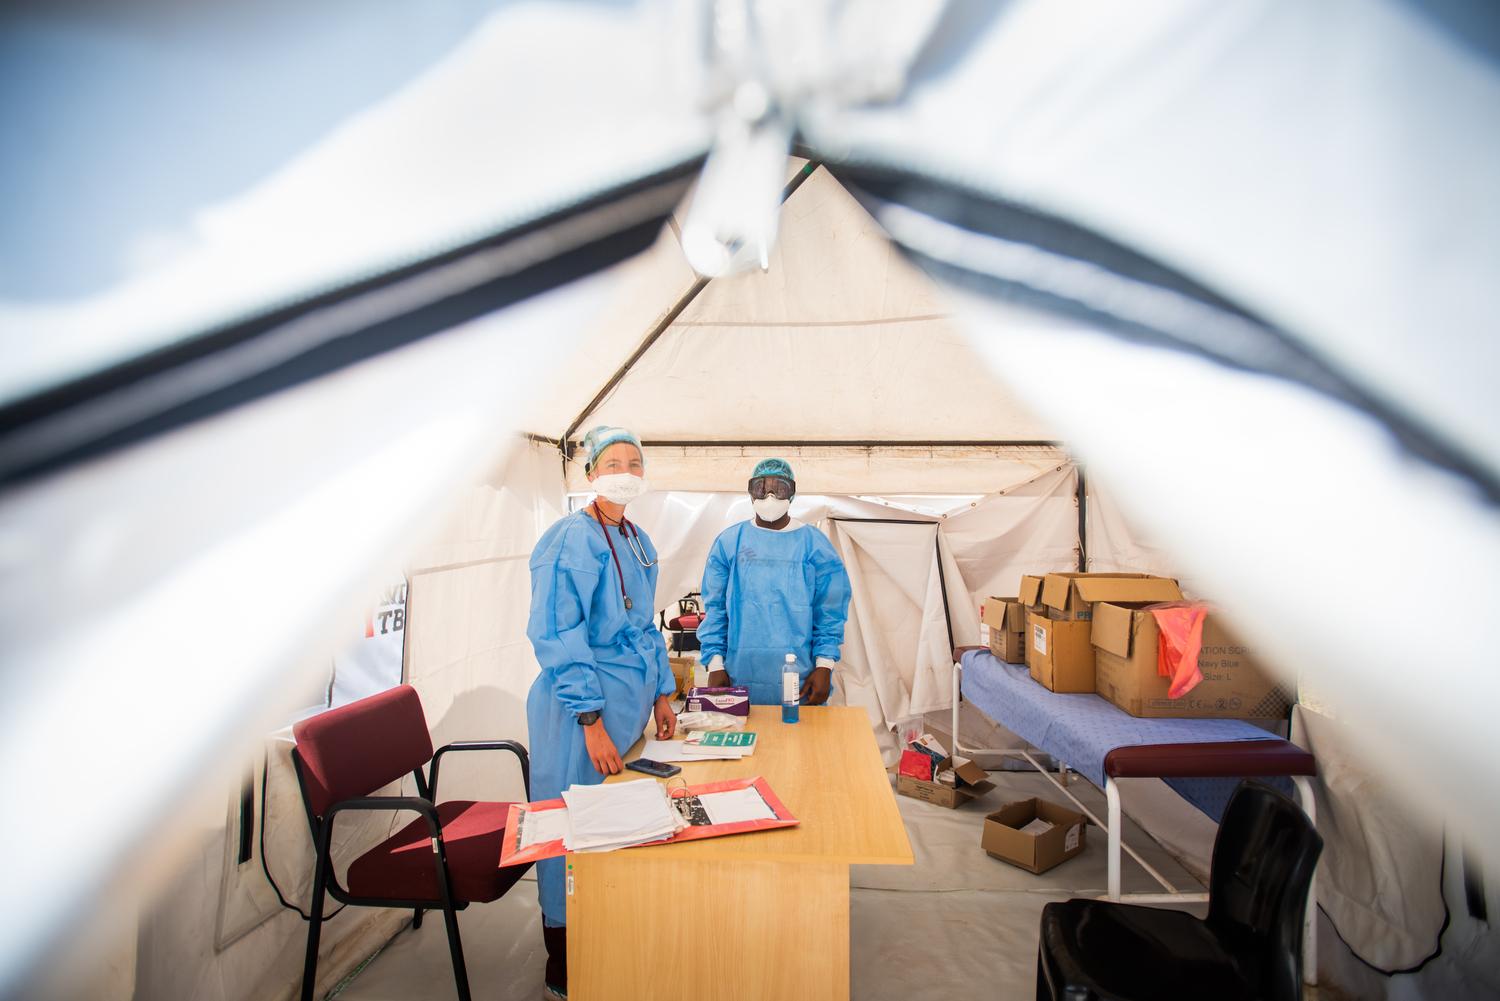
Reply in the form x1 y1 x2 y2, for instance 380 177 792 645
639 739 744 762
560 780 684 853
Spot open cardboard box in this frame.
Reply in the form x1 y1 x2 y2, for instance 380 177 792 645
982 797 1089 874
983 596 1028 663
1092 602 1293 719
1025 574 1183 692
894 755 995 809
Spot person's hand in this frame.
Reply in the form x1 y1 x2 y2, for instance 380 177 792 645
582 720 623 775
654 695 677 740
800 666 833 706
706 669 732 688
952 644 986 664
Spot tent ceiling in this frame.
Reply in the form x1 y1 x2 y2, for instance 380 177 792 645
527 165 1055 447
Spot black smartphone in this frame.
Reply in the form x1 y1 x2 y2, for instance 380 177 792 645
626 758 681 778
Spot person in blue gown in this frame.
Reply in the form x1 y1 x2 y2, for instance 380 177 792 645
698 458 852 706
525 425 676 999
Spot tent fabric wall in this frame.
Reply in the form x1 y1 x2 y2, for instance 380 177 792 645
1293 706 1446 972
541 166 1052 446
403 440 567 805
563 443 1067 495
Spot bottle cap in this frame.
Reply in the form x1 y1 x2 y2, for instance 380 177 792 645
785 653 796 662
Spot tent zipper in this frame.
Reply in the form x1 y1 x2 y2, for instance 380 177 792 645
830 164 1500 507
0 157 705 490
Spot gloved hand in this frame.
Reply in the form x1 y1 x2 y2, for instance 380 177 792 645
653 694 677 739
706 670 732 688
583 719 623 775
800 666 833 706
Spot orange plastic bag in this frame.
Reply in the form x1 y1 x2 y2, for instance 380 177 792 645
1150 603 1209 699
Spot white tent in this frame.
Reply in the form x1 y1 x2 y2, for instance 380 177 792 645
2 2 1497 1000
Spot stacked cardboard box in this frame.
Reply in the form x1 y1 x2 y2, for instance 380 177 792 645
1091 603 1292 718
1019 573 1183 692
982 596 1028 664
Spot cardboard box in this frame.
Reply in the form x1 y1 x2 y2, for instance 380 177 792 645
668 656 696 697
1092 603 1294 719
984 596 1028 663
893 756 995 809
1038 572 1183 621
1025 611 1096 691
1023 575 1184 692
1017 575 1047 613
982 798 1089 873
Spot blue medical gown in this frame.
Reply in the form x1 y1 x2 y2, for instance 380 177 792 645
696 522 852 705
525 510 674 927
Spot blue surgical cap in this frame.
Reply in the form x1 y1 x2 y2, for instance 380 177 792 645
581 425 643 473
751 457 795 483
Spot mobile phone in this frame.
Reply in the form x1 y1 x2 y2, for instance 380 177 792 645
626 758 681 778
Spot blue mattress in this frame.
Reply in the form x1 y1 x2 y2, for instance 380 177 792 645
960 650 1291 819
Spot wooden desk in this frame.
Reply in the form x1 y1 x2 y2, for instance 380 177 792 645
567 705 913 1000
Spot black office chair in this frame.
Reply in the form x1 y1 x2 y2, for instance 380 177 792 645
1036 780 1322 1001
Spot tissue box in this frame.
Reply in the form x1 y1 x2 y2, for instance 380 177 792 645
684 686 750 717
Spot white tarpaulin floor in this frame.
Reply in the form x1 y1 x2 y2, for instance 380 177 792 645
331 770 1210 1001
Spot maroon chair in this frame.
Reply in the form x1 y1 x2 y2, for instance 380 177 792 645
290 685 530 1001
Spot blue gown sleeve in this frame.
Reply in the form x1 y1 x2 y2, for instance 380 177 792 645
526 529 606 715
808 530 852 662
696 531 732 665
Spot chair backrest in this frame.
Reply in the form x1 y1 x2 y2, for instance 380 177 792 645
292 684 433 818
1207 780 1324 1001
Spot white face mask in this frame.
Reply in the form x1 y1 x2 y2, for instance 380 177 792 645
752 496 791 522
593 473 648 505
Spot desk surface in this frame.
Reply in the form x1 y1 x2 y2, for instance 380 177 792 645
608 705 913 866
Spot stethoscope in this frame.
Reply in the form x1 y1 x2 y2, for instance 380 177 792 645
588 502 656 610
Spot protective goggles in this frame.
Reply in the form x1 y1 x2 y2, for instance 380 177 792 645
748 476 795 500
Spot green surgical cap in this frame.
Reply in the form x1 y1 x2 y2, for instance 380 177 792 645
582 425 642 473
751 457 795 483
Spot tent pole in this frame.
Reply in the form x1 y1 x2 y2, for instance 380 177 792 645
560 161 823 455
1076 463 1088 572
933 533 957 653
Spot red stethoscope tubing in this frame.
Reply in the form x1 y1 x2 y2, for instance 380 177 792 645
589 502 644 610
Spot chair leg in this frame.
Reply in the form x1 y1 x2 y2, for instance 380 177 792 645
439 901 471 1001
301 845 332 1001
412 907 423 930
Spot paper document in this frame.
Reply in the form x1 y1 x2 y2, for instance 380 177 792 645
561 780 682 852
641 739 745 762
698 787 777 825
519 807 571 849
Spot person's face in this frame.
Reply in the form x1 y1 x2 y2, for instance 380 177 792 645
588 442 644 481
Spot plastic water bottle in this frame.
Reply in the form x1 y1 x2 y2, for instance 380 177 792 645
782 653 801 724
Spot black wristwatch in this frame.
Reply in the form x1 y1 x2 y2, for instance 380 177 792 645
576 710 601 726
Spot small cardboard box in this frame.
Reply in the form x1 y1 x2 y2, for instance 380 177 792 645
984 596 1028 664
1024 575 1184 692
893 756 995 809
982 798 1088 874
668 656 695 697
1092 603 1293 719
